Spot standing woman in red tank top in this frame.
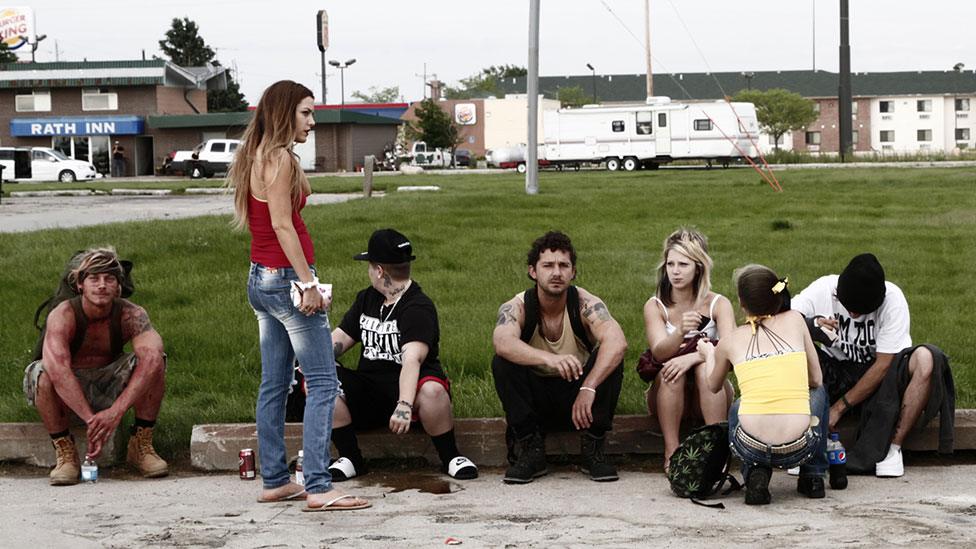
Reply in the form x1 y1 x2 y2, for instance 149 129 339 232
228 80 368 511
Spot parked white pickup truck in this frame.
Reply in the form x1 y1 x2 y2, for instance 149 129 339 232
409 141 453 168
165 139 240 178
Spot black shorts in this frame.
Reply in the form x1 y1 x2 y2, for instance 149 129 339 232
337 363 450 430
817 348 871 403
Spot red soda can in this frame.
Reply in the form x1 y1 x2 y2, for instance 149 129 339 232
239 448 256 480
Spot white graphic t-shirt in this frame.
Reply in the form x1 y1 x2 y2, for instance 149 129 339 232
791 275 912 364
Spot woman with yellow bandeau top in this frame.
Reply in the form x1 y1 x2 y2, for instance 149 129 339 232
698 264 829 505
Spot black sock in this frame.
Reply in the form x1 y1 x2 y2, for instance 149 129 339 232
50 430 70 440
134 417 156 429
331 425 365 469
431 429 462 467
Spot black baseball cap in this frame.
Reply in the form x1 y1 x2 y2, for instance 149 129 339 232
353 228 416 263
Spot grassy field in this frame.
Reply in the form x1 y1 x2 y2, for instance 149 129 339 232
1 166 974 459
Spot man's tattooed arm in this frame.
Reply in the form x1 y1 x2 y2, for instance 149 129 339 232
333 341 345 357
122 303 154 341
582 297 612 323
496 303 519 326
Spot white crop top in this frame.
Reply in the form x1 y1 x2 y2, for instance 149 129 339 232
651 293 722 340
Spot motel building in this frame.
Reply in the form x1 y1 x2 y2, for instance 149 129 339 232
0 60 228 176
0 60 403 176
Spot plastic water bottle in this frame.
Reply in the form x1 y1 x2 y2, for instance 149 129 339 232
81 457 98 483
827 433 848 490
295 450 304 486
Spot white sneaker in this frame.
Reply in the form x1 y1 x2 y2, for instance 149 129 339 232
875 446 904 478
447 456 478 480
787 466 800 476
328 457 358 481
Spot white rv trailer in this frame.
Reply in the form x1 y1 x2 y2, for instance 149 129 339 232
541 98 760 170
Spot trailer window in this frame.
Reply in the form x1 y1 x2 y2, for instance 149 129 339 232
694 119 713 131
611 120 625 133
658 113 667 127
636 112 653 135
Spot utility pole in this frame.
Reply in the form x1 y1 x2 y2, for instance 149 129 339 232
644 0 653 98
317 10 329 105
838 0 853 161
526 0 540 195
812 0 816 71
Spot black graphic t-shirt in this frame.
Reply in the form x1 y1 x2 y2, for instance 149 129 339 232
339 281 441 373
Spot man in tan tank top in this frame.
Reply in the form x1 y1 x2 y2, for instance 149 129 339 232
492 231 627 484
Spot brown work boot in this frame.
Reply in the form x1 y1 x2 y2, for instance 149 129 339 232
126 426 169 478
50 435 80 486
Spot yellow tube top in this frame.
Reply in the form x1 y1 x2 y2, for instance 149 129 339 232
734 351 809 415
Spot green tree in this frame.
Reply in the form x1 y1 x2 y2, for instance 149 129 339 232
407 98 460 153
158 17 247 112
158 17 215 66
351 85 400 103
445 64 527 99
733 88 818 150
557 85 592 108
0 42 18 64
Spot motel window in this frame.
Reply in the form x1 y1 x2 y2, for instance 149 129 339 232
917 129 933 142
611 120 625 133
879 101 895 113
805 131 821 145
82 88 119 111
880 130 895 142
956 128 971 141
812 102 821 114
636 111 653 135
956 98 971 112
15 91 51 112
851 102 859 114
851 130 859 145
917 100 932 113
693 119 712 131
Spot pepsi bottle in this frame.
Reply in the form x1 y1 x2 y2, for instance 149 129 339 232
827 432 848 490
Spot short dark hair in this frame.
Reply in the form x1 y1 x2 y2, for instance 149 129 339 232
376 262 411 281
734 264 790 316
527 231 577 267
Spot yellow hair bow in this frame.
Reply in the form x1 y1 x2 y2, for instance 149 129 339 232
771 277 789 295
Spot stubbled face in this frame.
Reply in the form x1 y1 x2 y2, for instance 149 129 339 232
666 249 697 291
294 96 315 143
529 249 575 297
79 272 120 307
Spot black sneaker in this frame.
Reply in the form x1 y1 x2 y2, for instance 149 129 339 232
503 432 547 484
580 433 619 482
744 466 772 505
797 475 826 499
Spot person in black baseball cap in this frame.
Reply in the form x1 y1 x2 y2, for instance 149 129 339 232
792 253 948 480
328 229 478 482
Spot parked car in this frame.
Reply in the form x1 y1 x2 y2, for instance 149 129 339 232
454 148 473 167
165 139 240 178
0 147 97 183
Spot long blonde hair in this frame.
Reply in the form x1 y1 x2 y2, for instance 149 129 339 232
227 80 313 229
654 227 713 307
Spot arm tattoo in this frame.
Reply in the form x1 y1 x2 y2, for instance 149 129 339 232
123 304 153 338
496 303 518 326
582 299 612 322
333 341 345 357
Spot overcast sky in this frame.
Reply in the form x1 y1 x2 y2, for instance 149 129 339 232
15 0 976 105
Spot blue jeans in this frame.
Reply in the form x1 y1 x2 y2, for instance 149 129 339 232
728 385 829 479
247 262 338 494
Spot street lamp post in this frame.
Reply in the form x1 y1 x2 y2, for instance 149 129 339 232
328 58 356 107
586 63 596 104
741 71 755 91
18 34 47 63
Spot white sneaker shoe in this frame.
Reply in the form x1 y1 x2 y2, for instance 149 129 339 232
328 457 359 481
446 456 478 480
787 466 800 476
875 446 904 478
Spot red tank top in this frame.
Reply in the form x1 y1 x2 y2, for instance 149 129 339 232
247 193 315 268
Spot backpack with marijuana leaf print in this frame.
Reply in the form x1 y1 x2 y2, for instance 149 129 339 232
667 422 741 508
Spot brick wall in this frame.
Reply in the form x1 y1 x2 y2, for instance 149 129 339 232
793 97 872 154
156 86 207 115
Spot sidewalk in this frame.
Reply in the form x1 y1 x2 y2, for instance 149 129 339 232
2 460 974 548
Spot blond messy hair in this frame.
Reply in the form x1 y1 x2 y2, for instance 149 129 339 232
69 247 124 291
654 228 713 307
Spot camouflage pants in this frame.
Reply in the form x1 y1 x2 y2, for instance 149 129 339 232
23 353 137 413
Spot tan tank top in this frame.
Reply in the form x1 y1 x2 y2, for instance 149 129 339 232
527 306 591 377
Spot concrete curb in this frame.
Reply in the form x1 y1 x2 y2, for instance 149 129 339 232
187 410 976 471
0 423 118 467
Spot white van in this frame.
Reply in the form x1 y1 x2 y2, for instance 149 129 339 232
3 147 98 183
